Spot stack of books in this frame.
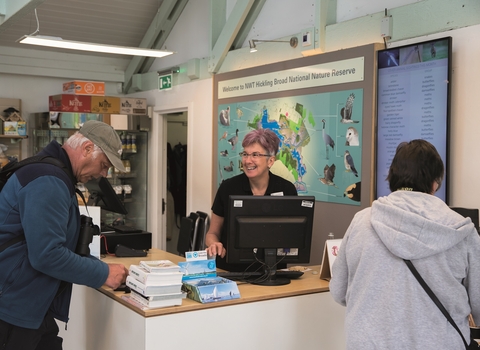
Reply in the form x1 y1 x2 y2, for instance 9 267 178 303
125 260 186 309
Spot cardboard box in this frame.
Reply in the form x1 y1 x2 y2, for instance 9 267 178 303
4 121 26 135
62 81 105 95
120 98 147 115
91 96 120 114
49 95 92 113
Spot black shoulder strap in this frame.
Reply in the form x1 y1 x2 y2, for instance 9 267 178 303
404 259 469 349
1 155 76 186
0 233 25 253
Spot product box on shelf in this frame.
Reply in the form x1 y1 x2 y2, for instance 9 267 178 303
49 95 92 113
91 96 120 114
1 109 26 136
4 121 26 135
120 98 147 115
62 80 105 96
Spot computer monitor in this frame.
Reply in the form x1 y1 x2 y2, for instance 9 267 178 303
84 177 128 215
450 207 479 233
225 195 315 286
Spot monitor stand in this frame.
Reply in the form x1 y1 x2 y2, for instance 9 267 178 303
250 248 290 286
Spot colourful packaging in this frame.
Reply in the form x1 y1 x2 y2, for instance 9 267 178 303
62 81 105 95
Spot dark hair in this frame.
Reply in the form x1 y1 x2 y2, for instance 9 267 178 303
387 139 444 194
241 129 280 156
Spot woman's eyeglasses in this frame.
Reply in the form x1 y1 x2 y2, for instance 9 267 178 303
239 152 272 159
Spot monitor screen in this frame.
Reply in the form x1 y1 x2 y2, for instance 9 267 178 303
84 177 128 215
376 37 451 203
225 195 315 285
450 207 479 233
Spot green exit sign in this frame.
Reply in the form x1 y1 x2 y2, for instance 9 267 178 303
158 74 172 90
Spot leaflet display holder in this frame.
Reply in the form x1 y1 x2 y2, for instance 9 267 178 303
320 239 342 281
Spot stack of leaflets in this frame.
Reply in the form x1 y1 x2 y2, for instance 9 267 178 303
125 260 186 309
182 276 241 304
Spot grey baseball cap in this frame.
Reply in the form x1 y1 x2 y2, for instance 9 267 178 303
79 120 125 172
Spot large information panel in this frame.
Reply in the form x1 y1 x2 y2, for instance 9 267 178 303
376 37 451 202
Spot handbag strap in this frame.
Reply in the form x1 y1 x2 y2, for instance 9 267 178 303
404 259 469 349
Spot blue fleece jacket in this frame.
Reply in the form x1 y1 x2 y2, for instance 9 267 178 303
0 141 109 329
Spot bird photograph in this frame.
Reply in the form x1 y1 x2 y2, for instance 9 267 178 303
227 129 239 150
219 131 228 141
219 106 230 126
344 150 358 177
344 182 361 202
340 93 359 124
236 107 243 119
345 127 359 146
321 119 335 159
223 161 234 172
319 164 337 187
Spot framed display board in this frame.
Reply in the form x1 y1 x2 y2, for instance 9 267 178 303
213 43 382 259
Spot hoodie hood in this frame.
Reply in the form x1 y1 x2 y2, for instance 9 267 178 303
371 191 473 260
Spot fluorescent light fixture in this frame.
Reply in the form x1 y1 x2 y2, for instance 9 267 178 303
18 35 175 58
249 37 298 53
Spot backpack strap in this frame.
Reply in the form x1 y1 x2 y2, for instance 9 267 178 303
0 233 25 253
1 155 76 186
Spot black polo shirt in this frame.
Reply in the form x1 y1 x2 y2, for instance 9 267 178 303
211 172 297 272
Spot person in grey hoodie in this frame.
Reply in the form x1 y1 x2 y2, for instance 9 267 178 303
330 139 480 349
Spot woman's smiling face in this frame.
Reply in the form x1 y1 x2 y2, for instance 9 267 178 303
241 143 274 179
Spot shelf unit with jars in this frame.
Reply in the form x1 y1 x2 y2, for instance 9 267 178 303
32 112 150 231
0 98 27 164
104 129 148 230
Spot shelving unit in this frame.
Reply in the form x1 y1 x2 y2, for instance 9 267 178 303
0 98 25 160
0 135 27 139
32 112 149 231
104 130 148 230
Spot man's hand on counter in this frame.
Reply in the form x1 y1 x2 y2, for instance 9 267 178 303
104 263 129 289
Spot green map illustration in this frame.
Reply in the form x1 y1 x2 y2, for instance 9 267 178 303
217 89 363 205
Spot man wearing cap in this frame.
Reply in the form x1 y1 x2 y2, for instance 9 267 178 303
0 120 128 349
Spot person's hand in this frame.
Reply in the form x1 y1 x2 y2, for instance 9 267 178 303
206 242 226 258
104 263 128 289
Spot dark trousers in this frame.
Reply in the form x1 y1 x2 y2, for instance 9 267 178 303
0 313 62 350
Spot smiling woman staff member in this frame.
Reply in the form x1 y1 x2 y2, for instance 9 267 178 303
206 128 297 272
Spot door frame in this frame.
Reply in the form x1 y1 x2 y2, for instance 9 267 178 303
148 105 189 250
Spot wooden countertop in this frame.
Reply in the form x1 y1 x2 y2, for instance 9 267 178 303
98 249 330 318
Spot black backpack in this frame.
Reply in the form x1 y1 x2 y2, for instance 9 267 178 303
0 155 76 253
0 155 75 191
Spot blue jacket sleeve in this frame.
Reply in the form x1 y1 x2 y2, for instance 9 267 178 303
18 175 109 288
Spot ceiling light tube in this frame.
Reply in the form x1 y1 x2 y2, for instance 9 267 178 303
18 35 175 58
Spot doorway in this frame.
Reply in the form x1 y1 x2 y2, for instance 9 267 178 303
165 112 188 254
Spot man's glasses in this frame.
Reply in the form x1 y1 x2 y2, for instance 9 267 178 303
239 152 272 159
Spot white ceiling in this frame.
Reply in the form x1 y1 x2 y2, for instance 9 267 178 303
0 0 273 91
0 0 175 55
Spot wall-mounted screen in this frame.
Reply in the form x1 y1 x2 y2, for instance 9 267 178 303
376 37 452 203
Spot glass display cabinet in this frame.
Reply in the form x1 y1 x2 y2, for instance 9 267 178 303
31 112 149 231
